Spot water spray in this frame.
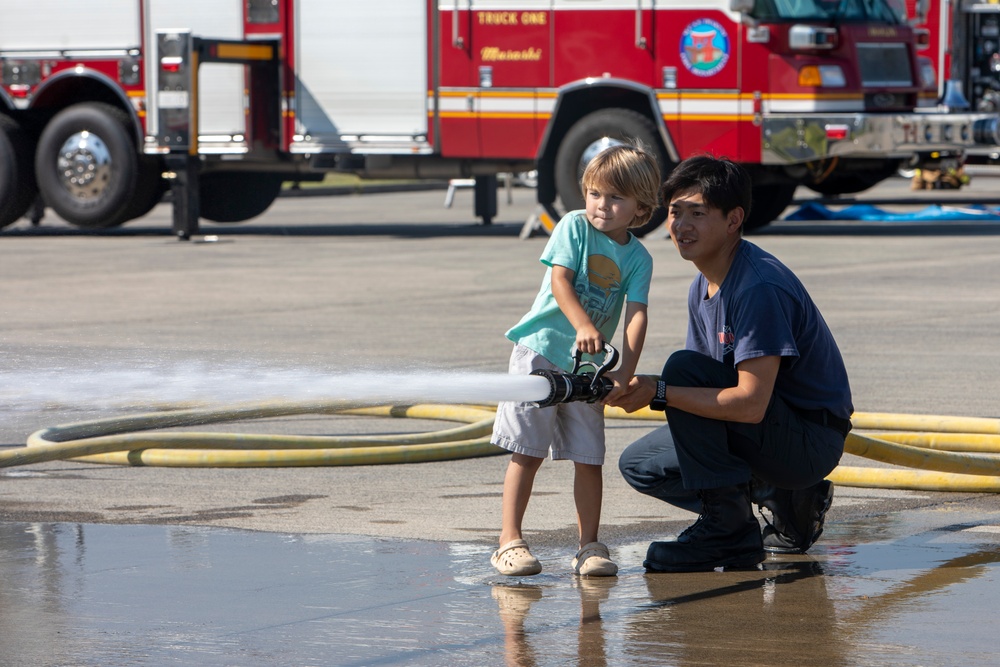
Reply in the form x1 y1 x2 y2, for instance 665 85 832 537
530 343 620 407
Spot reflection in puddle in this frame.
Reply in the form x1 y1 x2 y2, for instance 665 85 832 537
492 577 617 667
0 509 998 666
633 560 842 666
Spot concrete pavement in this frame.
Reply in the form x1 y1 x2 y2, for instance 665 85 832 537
2 179 1000 665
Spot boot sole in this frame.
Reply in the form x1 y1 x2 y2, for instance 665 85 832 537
763 543 809 555
643 550 765 573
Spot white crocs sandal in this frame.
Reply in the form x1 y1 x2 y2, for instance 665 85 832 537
572 541 618 577
491 539 542 576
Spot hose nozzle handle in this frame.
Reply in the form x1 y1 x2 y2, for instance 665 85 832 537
572 342 620 393
529 343 620 407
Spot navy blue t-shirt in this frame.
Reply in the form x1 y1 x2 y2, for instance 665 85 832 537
686 240 853 419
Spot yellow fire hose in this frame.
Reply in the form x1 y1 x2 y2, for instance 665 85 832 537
2 403 1000 493
4 402 501 468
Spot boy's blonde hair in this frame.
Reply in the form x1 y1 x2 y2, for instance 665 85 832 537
580 142 662 228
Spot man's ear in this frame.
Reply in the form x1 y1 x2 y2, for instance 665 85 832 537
727 207 745 234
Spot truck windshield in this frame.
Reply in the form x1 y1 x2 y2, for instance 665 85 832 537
750 0 905 23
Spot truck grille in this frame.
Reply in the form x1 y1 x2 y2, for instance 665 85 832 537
857 43 913 87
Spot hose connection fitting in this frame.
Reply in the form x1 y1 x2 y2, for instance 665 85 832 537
530 343 620 407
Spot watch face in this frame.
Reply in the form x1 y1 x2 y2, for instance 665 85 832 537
650 381 668 411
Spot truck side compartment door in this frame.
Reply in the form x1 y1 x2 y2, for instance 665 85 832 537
551 0 654 87
146 0 246 144
653 7 741 159
294 1 429 150
437 0 480 156
467 0 551 159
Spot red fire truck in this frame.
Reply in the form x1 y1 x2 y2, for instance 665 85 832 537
3 0 999 236
919 0 1000 162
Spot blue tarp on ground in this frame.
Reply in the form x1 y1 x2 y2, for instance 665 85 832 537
785 202 1000 222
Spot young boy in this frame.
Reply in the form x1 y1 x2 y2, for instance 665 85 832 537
490 144 660 577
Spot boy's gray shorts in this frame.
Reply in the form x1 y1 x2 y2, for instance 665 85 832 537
491 344 606 465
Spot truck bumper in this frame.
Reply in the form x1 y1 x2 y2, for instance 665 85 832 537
761 112 1000 165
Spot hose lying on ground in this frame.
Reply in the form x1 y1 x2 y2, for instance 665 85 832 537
3 403 1000 493
828 412 1000 492
4 402 500 468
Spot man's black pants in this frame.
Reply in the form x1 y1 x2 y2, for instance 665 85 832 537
618 350 845 514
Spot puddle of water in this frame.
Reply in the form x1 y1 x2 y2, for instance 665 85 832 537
1 514 998 667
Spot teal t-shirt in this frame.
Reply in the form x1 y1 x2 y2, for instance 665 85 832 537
506 210 654 372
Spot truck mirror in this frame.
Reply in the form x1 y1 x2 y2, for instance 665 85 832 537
729 0 755 13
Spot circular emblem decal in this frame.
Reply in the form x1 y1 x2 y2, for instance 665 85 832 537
680 19 730 77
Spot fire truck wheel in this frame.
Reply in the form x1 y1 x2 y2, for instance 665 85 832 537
630 207 668 238
0 115 39 229
744 184 797 232
554 109 667 214
806 169 896 196
34 103 138 228
121 155 167 222
198 172 284 223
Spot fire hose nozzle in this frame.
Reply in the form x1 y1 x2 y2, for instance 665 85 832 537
530 343 619 407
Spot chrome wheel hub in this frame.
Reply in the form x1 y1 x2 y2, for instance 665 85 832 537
579 136 624 174
56 131 112 201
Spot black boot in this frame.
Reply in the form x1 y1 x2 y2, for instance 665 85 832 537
644 484 765 573
756 480 834 554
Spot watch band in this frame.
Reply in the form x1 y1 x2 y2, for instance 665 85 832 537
650 380 667 411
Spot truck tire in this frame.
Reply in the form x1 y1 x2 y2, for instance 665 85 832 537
554 109 669 217
0 115 38 229
34 103 138 228
631 207 668 238
198 172 284 223
121 155 167 222
806 170 895 196
744 184 797 232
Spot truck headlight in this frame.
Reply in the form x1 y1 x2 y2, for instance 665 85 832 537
789 25 838 50
798 65 846 88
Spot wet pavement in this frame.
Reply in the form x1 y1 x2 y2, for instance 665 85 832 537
3 504 999 667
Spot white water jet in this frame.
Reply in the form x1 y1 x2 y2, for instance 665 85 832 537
0 364 552 414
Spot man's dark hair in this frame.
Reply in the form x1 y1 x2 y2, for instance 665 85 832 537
659 155 753 220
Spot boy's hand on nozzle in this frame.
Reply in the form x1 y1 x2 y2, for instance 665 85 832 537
574 325 604 356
